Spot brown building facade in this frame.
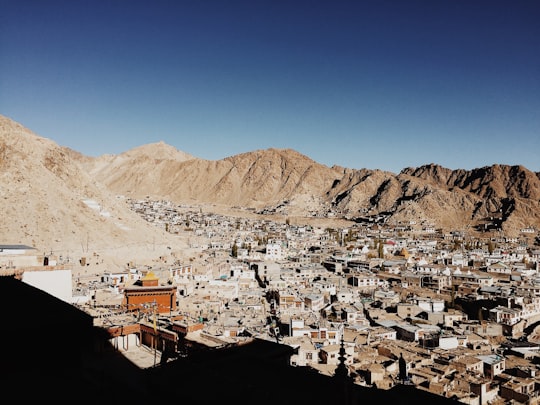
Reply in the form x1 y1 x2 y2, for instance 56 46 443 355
123 271 177 314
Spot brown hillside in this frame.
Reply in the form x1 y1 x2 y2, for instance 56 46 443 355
0 115 191 270
2 114 539 253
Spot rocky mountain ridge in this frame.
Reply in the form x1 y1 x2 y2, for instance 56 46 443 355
84 129 540 238
1 114 539 263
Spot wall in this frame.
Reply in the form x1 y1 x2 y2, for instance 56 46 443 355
22 268 72 303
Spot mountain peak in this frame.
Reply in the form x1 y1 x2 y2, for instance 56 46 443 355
121 141 195 162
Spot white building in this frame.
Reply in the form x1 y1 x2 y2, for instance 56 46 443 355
265 242 284 261
23 268 73 303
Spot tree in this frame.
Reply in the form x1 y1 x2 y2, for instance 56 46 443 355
231 242 238 258
378 240 384 259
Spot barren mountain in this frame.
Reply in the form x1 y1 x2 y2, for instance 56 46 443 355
1 114 539 267
85 136 540 237
0 115 190 269
87 145 350 213
399 164 540 234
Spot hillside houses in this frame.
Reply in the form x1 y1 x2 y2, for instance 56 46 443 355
9 198 540 404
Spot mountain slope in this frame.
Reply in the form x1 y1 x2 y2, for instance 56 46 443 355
87 146 350 210
399 164 540 233
2 114 539 248
86 134 540 237
0 115 188 266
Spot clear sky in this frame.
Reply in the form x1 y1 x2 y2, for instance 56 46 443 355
1 0 539 173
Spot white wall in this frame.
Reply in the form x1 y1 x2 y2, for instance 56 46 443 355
439 335 459 350
22 269 73 303
112 334 140 352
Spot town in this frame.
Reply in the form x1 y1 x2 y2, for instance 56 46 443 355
2 196 540 405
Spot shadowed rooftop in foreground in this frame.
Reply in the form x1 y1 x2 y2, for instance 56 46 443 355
0 276 456 404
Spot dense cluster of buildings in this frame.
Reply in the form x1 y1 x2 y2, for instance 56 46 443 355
2 197 540 404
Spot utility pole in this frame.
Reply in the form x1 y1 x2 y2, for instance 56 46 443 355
153 300 157 367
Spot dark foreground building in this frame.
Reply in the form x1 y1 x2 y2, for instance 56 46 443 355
0 276 455 404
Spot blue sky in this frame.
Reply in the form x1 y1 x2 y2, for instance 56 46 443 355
1 0 539 173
